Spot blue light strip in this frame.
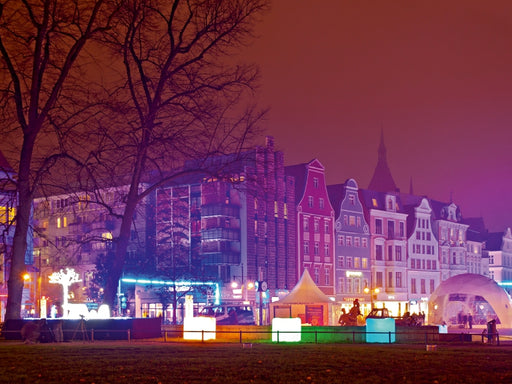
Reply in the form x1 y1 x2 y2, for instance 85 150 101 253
121 278 220 304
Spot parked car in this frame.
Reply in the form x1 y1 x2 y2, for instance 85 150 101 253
365 308 390 319
198 304 255 325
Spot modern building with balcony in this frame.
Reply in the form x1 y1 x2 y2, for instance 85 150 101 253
0 151 18 320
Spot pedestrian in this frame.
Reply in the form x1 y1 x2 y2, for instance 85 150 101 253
463 313 468 329
468 313 473 329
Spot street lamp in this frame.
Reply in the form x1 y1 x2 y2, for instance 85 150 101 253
22 272 32 317
364 285 380 309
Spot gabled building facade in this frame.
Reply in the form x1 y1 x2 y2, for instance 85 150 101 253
359 190 408 316
405 197 439 315
431 202 469 280
486 228 512 292
329 179 371 313
286 159 335 295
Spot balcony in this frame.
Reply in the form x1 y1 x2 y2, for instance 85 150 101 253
201 251 241 265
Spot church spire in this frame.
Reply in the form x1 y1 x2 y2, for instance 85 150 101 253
368 129 398 193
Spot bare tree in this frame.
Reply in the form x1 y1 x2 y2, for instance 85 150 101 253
91 0 269 309
0 0 120 320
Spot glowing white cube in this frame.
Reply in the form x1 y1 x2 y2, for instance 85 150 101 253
183 317 216 341
272 318 301 342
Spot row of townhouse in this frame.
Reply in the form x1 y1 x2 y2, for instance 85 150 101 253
7 135 512 321
289 132 506 318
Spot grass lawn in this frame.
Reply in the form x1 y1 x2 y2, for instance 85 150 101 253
0 341 510 383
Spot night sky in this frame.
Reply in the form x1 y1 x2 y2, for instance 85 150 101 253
241 0 512 232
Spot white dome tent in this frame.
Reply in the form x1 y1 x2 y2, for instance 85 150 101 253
428 273 512 328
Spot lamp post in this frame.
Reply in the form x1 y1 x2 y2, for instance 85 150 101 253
364 285 380 310
22 272 31 317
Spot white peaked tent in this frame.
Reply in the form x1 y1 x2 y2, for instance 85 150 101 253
270 269 333 325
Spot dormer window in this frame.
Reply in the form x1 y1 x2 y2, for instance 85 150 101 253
386 196 396 212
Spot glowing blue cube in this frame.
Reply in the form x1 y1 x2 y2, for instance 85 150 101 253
366 318 396 343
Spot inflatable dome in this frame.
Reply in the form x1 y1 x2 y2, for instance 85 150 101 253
428 273 512 328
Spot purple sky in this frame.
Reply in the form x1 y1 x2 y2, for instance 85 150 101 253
241 0 512 232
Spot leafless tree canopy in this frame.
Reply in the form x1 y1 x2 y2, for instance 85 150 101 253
0 0 269 318
95 0 269 308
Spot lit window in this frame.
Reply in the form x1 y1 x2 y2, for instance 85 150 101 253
0 206 7 223
102 232 113 240
57 217 61 228
372 198 378 207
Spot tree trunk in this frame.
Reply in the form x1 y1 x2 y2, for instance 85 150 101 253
5 136 36 320
102 171 142 311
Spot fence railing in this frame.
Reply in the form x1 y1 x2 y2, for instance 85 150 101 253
1 325 501 346
161 328 501 345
